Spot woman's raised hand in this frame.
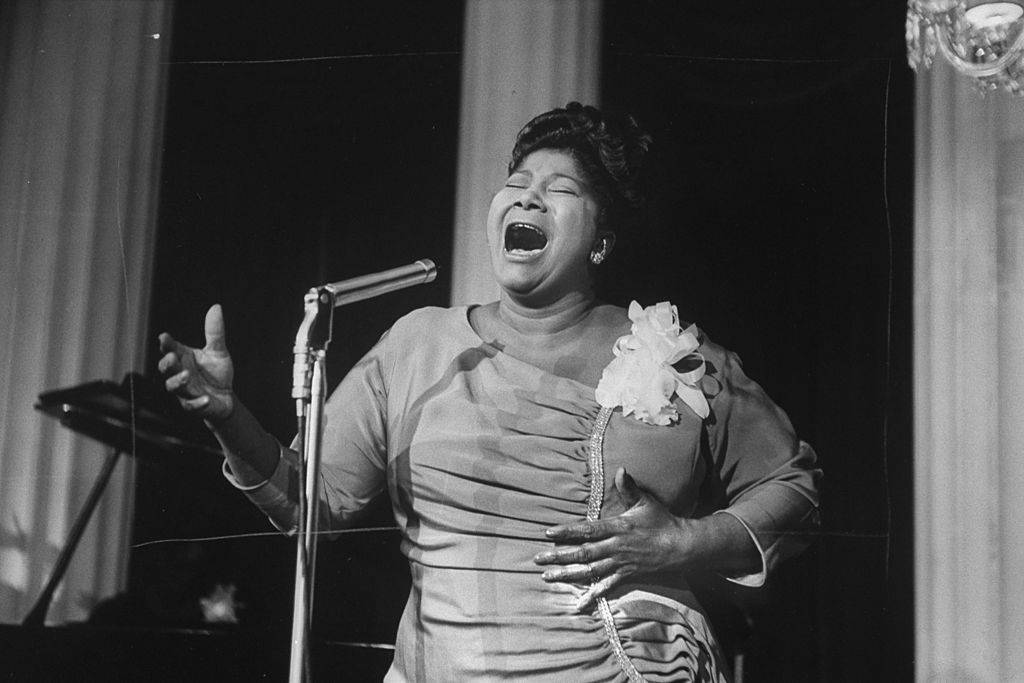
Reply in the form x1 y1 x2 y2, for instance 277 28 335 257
157 304 235 422
534 468 695 611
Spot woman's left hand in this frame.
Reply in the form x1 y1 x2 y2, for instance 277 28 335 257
534 467 694 611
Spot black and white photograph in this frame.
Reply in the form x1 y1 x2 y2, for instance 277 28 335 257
0 0 1021 680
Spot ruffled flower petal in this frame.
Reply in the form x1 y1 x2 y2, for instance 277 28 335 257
675 381 710 420
595 300 711 426
668 353 706 386
627 300 645 322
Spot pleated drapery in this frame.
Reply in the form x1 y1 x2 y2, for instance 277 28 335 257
914 68 1024 681
449 0 603 305
0 1 170 624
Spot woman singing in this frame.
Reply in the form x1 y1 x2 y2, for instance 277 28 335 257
158 102 820 681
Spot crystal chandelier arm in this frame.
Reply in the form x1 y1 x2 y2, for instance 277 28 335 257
933 21 1024 77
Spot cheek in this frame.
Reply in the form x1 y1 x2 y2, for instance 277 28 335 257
566 209 599 251
485 193 508 244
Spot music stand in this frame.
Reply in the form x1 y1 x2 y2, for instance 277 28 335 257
22 373 221 628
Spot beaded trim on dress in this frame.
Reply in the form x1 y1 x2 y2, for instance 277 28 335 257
586 405 647 682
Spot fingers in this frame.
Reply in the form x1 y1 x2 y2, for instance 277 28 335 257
156 312 231 419
539 557 616 585
157 333 192 380
614 467 644 509
576 572 623 612
537 555 626 613
164 369 191 394
160 363 207 409
534 539 614 566
545 517 632 542
157 350 180 376
157 332 186 358
180 395 211 412
204 304 227 352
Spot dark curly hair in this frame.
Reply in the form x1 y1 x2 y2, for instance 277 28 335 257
508 102 652 235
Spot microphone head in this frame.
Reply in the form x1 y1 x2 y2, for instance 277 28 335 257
415 259 438 283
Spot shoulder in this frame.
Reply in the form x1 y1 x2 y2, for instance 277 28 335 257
690 327 749 404
591 302 631 328
383 305 473 351
391 305 465 330
585 303 632 343
695 330 776 416
695 330 739 372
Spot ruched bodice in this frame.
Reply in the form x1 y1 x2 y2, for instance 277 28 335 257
386 339 597 573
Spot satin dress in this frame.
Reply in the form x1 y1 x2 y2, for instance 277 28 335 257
230 306 820 682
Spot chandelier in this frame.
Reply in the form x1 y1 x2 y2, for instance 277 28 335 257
906 0 1024 94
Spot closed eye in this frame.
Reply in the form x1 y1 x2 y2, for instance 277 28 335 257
505 172 530 189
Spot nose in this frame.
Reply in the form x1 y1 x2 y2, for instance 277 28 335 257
514 184 545 211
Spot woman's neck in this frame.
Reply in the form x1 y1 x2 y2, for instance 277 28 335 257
472 288 625 387
496 289 596 338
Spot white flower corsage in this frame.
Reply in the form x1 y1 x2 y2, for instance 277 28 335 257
595 301 710 426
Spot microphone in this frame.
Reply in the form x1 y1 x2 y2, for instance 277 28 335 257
291 259 438 404
323 258 437 307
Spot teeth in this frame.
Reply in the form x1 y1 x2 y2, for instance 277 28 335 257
505 223 547 252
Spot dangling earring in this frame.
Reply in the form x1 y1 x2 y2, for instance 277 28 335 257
590 237 607 265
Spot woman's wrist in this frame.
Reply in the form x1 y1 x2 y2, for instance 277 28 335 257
202 391 237 429
206 398 280 482
675 513 762 577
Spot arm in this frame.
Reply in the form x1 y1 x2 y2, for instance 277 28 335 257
535 343 820 606
158 304 389 533
702 348 821 584
535 467 764 609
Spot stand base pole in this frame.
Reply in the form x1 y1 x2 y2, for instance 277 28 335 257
22 449 122 628
288 354 327 682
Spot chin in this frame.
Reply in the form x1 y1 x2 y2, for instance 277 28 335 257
495 273 541 297
492 265 540 295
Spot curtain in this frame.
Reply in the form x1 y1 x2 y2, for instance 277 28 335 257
0 0 170 624
449 0 602 305
914 68 1024 680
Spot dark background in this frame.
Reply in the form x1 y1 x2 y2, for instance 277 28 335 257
124 1 913 680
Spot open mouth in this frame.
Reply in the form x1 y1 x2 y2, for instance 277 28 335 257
504 222 548 255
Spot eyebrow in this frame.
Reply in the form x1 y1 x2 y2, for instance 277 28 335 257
508 169 585 186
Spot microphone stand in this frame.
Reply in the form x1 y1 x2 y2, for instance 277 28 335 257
286 259 436 683
288 286 332 683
